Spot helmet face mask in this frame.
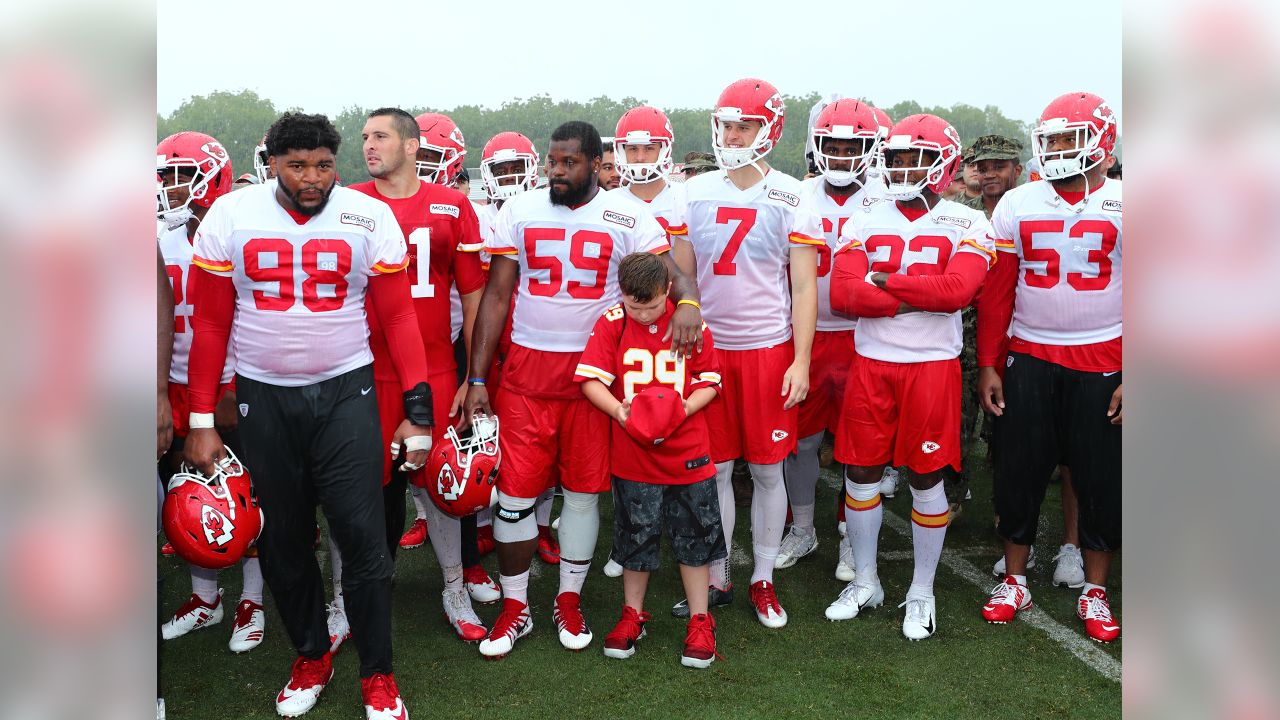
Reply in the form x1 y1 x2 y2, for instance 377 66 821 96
414 113 467 186
1032 92 1117 181
480 132 540 200
156 132 231 223
710 79 786 171
811 99 885 188
878 114 962 201
614 106 675 184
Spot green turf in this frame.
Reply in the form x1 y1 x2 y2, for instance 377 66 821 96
160 443 1121 719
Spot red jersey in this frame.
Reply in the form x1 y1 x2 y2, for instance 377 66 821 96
352 180 485 380
574 302 721 485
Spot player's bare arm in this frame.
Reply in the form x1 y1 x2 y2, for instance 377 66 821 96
464 254 518 427
658 251 703 357
158 247 174 459
451 287 483 421
978 366 1005 416
782 244 817 409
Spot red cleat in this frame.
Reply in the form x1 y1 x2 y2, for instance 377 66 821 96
398 518 427 550
537 525 560 564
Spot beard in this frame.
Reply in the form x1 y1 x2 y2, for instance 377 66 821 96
283 180 335 216
549 176 594 206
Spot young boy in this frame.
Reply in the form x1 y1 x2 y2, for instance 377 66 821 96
574 252 725 668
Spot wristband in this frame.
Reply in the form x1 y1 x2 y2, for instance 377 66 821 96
865 270 877 285
189 412 215 430
677 299 701 310
402 382 435 427
468 377 486 386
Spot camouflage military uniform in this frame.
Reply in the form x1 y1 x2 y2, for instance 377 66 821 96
945 135 1023 515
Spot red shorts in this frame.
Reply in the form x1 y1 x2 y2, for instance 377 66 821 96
375 370 459 486
168 381 235 438
797 330 855 438
705 342 798 465
834 353 961 474
494 387 609 498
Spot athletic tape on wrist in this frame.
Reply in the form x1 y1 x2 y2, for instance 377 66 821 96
189 412 215 430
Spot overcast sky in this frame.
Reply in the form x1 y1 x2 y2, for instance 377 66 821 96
158 0 1122 126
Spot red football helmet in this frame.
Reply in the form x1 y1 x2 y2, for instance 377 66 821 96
614 106 675 184
162 448 263 570
415 112 467 185
879 114 963 200
253 134 271 183
480 131 540 200
419 415 501 518
811 99 884 187
156 131 232 221
711 78 786 170
1032 92 1118 180
872 106 893 133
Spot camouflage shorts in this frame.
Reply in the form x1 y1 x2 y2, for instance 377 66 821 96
611 475 727 572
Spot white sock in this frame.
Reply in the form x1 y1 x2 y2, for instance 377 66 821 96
328 535 344 605
1012 574 1028 587
409 485 429 520
535 488 554 526
500 570 530 606
844 475 883 586
748 461 787 584
751 544 779 584
557 490 599 562
1082 582 1106 596
425 500 462 568
189 565 219 604
239 557 264 604
558 561 590 596
711 461 736 590
790 504 816 537
442 563 464 592
909 482 949 594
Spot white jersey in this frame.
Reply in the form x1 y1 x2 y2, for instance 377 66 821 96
192 183 408 386
684 169 824 350
485 187 669 352
158 224 235 385
801 176 869 332
609 182 688 237
990 179 1123 346
837 198 996 362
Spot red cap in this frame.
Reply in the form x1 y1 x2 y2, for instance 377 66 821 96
624 386 687 445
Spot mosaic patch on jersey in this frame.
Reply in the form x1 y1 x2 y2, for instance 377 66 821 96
340 213 375 231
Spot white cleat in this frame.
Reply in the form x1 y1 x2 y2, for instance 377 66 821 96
326 602 351 654
162 589 224 640
900 594 937 640
463 565 501 604
554 592 594 650
442 588 487 643
835 536 856 582
228 599 266 653
1052 544 1086 588
603 558 624 577
992 545 1037 577
879 466 900 498
774 527 818 569
479 600 533 659
825 581 884 621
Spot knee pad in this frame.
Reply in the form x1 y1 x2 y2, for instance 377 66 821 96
560 489 598 514
493 492 537 543
845 477 880 502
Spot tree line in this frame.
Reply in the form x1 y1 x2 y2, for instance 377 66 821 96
158 90 1033 186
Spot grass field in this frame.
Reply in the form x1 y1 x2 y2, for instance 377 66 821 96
159 443 1121 719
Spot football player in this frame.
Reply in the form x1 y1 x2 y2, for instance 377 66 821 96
598 139 622 191
827 114 997 640
464 121 702 658
978 93 1122 643
676 78 823 629
184 112 431 719
610 105 696 278
156 131 268 655
347 108 489 644
777 100 889 579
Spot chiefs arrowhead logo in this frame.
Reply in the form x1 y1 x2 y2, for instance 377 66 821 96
201 504 234 546
921 441 941 454
771 429 789 442
437 463 462 502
